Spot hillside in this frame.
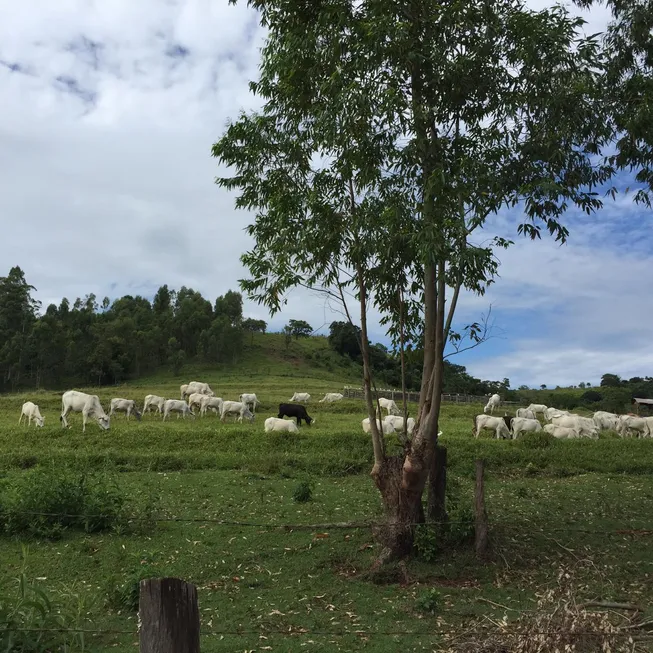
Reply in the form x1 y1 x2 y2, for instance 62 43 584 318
131 332 363 388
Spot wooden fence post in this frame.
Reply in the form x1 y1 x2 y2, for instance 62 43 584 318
475 459 489 559
427 445 448 523
140 578 200 653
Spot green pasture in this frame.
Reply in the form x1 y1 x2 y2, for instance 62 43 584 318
1 374 653 651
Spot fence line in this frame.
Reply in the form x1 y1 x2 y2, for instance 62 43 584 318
7 458 653 651
342 386 519 406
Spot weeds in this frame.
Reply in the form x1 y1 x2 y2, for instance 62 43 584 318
0 546 92 652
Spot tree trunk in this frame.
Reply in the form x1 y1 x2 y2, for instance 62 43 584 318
427 445 447 523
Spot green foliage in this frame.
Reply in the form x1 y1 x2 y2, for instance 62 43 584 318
287 319 313 339
414 588 441 614
0 467 127 539
0 267 255 391
292 480 313 503
601 373 622 387
0 547 91 652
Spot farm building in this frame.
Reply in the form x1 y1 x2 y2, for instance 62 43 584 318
632 397 653 415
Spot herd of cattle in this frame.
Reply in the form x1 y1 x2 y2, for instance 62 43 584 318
476 393 651 439
16 382 347 433
14 385 651 441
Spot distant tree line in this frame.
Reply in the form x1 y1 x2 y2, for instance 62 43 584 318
0 265 531 397
0 266 269 391
326 321 510 397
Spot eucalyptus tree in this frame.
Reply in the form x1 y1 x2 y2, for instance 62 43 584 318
575 0 653 206
213 0 614 559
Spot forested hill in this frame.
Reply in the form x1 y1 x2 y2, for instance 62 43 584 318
0 266 511 395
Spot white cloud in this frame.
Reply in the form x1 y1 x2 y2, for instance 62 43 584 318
0 0 645 387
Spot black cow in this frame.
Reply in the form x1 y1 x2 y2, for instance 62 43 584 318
278 403 314 426
503 414 513 431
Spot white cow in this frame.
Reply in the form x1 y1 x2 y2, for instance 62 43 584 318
239 393 260 413
319 392 344 403
264 417 299 433
163 399 195 421
516 408 536 420
551 414 598 439
617 414 649 438
544 407 570 422
19 401 44 428
378 397 400 416
187 393 206 413
474 414 511 439
289 392 311 403
526 404 548 417
181 381 215 400
220 401 255 423
544 424 580 439
109 398 142 421
383 415 416 435
362 417 396 435
61 390 110 432
511 417 542 439
483 394 501 415
593 410 620 431
199 396 224 417
143 394 166 415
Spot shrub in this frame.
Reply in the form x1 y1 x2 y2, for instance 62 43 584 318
0 466 127 539
415 588 441 614
292 480 313 503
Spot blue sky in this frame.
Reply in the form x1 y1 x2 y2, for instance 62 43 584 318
1 0 649 388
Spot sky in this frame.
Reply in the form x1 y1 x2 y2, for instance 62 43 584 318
1 0 648 389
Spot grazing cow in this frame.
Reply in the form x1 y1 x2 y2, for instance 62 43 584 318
362 417 396 435
319 393 344 403
551 414 598 439
378 397 400 416
516 408 536 420
289 392 311 403
526 403 548 417
19 401 44 428
483 393 501 415
187 393 206 413
109 398 142 421
474 414 511 439
163 399 195 421
181 381 215 400
383 415 416 435
544 407 570 423
220 401 255 423
60 390 110 432
593 410 620 431
278 403 314 426
511 416 542 439
544 424 580 439
617 414 649 438
200 396 224 417
503 414 514 431
239 393 260 413
264 417 299 433
143 394 166 415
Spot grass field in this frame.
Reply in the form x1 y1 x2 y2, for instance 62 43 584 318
2 367 653 651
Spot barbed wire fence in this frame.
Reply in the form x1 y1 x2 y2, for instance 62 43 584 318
4 459 653 651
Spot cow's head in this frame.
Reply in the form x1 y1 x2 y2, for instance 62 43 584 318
306 416 314 426
133 409 142 422
35 416 44 428
98 415 110 430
